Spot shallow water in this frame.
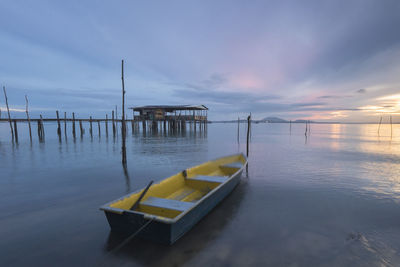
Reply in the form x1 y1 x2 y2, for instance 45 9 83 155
1 122 400 266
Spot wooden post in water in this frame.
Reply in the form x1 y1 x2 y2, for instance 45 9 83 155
112 110 116 137
72 112 76 138
3 86 14 141
37 120 41 141
64 112 67 138
378 116 382 135
98 120 101 136
105 114 109 137
39 114 45 141
237 117 240 143
56 111 61 137
390 115 393 138
56 111 61 142
115 105 118 136
79 120 83 137
25 95 32 142
246 114 251 157
305 121 308 136
13 120 18 143
290 120 292 135
121 59 127 164
89 116 93 137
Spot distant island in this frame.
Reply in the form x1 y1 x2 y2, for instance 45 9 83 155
211 116 321 123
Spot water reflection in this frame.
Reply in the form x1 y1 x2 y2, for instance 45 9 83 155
2 123 400 266
122 162 131 193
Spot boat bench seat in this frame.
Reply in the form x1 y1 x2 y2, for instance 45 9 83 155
141 197 194 212
220 162 243 169
188 175 228 183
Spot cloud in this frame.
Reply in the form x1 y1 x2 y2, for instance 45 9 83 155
357 89 367 94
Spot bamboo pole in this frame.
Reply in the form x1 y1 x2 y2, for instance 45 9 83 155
390 115 393 138
3 86 14 140
290 120 292 134
25 95 32 142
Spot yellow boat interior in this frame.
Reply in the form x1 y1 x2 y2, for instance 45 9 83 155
106 154 246 219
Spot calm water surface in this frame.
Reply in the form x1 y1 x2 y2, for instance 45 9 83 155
1 122 400 266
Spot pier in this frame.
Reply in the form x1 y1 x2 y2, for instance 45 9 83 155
0 104 208 143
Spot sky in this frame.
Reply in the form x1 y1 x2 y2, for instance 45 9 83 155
0 0 400 122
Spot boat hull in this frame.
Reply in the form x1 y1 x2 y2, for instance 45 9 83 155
104 168 243 244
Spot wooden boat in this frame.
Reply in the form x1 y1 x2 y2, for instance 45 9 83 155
100 153 247 244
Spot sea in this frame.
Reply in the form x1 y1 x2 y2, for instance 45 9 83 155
1 122 399 266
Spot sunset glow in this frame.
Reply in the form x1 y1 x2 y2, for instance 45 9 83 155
0 1 399 122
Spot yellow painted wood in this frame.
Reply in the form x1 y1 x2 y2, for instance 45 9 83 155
109 154 246 218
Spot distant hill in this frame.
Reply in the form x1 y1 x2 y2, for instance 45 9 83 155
210 117 316 123
261 117 288 123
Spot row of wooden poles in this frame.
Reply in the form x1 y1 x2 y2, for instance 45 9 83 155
0 110 208 144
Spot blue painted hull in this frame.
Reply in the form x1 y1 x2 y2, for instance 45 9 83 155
104 168 244 244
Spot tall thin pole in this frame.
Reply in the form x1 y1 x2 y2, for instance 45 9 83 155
121 59 126 138
3 86 14 140
25 95 32 142
56 111 61 142
64 112 67 138
246 113 251 157
121 59 127 164
105 114 108 137
390 115 393 138
72 112 76 138
115 105 118 135
237 117 240 143
378 116 382 135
